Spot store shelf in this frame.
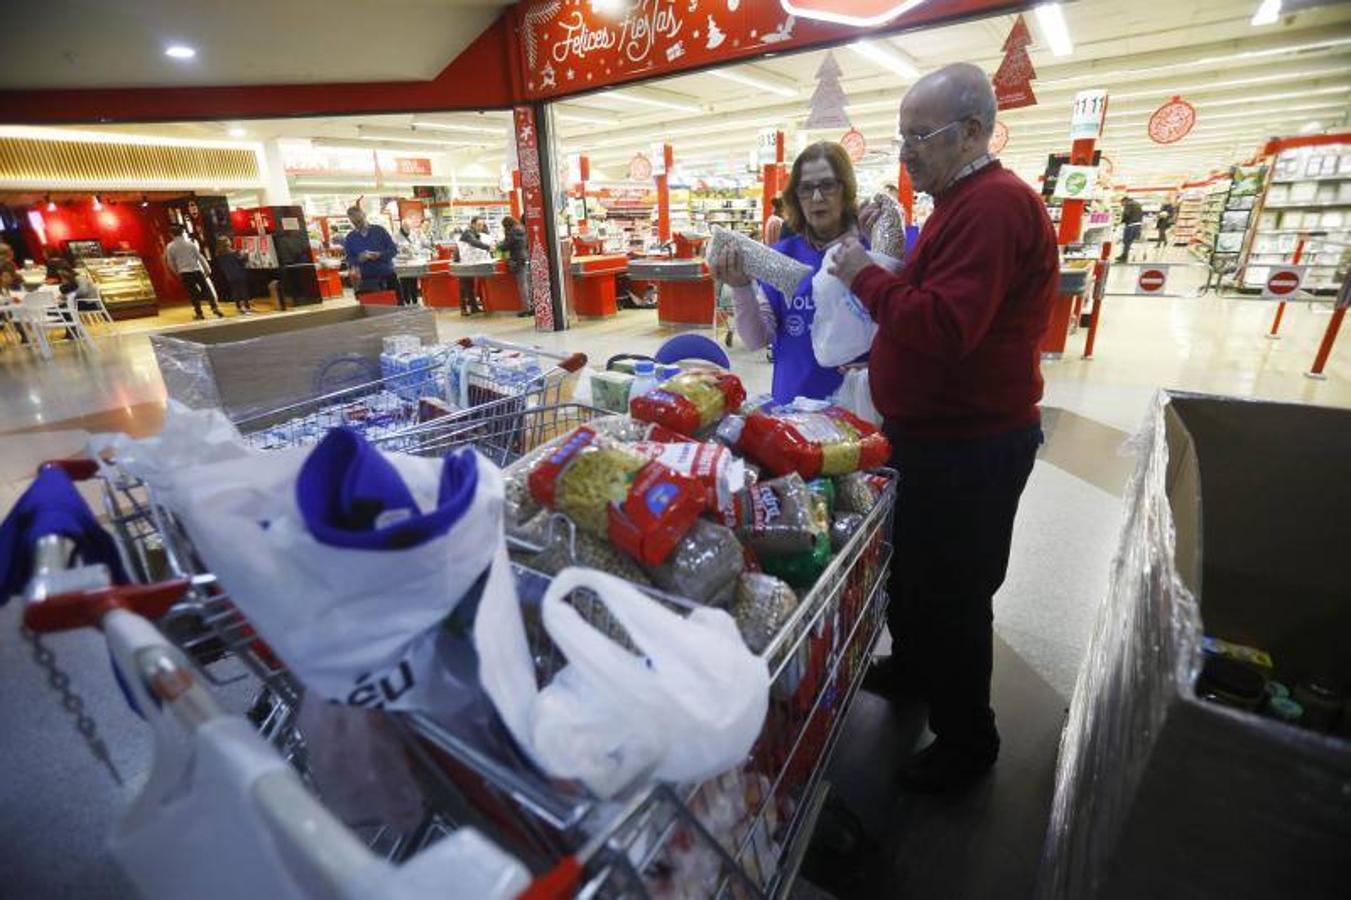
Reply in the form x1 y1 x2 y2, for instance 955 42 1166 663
1262 202 1351 210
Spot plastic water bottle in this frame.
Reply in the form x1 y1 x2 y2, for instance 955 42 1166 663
629 359 660 405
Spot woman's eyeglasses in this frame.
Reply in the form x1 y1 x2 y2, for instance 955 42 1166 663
794 178 843 199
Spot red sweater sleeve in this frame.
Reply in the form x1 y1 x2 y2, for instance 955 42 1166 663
853 197 1026 362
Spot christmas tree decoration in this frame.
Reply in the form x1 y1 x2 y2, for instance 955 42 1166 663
993 14 1037 111
804 51 851 130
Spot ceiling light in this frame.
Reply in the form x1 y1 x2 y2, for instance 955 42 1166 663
1251 0 1281 26
412 120 506 135
164 44 196 60
848 40 921 79
228 127 246 137
603 91 701 114
1034 4 1073 57
1299 120 1324 134
556 111 621 126
708 69 798 98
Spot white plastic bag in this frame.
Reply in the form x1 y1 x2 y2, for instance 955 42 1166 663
480 566 769 798
831 367 882 426
810 246 903 368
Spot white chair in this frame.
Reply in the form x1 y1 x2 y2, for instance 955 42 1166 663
19 290 99 358
76 286 115 333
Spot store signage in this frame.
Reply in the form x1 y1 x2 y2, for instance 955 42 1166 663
756 128 780 165
989 120 1009 154
651 143 667 176
512 105 555 331
840 128 867 162
1070 90 1109 140
1052 164 1097 200
993 14 1036 111
1135 266 1170 296
517 0 1023 100
1262 266 1307 300
1148 96 1197 145
393 158 432 176
629 153 654 181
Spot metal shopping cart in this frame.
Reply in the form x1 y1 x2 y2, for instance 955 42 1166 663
231 336 587 454
19 400 894 899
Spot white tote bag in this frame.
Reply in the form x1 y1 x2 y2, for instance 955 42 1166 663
478 566 769 798
831 366 882 426
810 246 903 368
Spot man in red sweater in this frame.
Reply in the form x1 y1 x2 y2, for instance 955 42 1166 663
829 63 1058 791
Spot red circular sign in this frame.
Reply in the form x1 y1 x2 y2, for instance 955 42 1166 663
1267 270 1301 296
840 128 867 162
1138 268 1167 292
1148 96 1196 145
989 120 1009 155
628 153 653 181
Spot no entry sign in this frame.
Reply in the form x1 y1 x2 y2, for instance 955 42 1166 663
1262 266 1307 300
1135 266 1170 295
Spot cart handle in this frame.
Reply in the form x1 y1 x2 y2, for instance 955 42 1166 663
40 457 100 480
25 575 191 634
455 336 588 373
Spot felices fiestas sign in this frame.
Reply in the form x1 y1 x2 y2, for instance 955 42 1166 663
517 0 1022 100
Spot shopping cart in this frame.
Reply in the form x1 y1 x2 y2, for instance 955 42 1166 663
232 336 587 453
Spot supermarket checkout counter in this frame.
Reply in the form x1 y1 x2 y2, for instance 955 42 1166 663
570 254 628 318
627 258 714 327
451 260 523 314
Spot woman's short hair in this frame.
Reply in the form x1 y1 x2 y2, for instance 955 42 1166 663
782 142 858 237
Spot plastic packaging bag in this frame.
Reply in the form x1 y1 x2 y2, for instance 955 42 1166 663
830 512 865 552
527 426 705 564
831 367 882 427
626 440 747 517
732 573 800 655
522 512 655 588
630 370 747 437
588 369 636 413
706 224 813 297
810 244 902 368
642 518 744 607
761 480 832 588
834 471 881 515
725 473 818 557
484 567 769 799
732 398 891 478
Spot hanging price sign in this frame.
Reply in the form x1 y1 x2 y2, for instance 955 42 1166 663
757 129 780 165
1070 89 1109 140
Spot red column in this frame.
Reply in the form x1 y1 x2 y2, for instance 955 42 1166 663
897 162 915 222
510 169 522 219
512 105 555 331
1041 137 1097 355
1268 233 1307 338
656 143 673 244
762 130 785 229
576 154 590 234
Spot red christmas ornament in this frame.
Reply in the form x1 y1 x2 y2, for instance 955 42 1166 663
629 153 653 181
990 120 1009 155
1148 96 1196 145
840 128 867 162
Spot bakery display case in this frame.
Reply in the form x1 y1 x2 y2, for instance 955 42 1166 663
81 255 156 317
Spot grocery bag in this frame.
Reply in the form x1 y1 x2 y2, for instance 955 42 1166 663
831 367 882 427
155 427 515 720
810 246 902 368
480 566 769 798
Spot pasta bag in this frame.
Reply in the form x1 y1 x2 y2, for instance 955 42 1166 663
630 370 747 437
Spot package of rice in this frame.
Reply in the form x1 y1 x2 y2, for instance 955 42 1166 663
590 415 694 444
524 514 655 588
630 370 747 436
642 519 744 606
761 480 831 588
527 426 705 564
724 473 818 557
732 573 800 654
731 397 890 478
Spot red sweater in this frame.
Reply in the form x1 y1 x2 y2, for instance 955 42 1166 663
854 161 1058 439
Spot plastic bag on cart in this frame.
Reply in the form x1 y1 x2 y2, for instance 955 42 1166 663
480 567 769 799
830 367 882 427
809 245 901 368
88 400 255 499
159 427 517 724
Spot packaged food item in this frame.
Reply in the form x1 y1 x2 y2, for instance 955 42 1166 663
761 481 832 588
525 515 655 589
527 426 705 564
590 416 693 444
627 441 746 516
834 472 880 515
830 512 864 552
733 398 890 478
732 573 800 654
807 477 835 514
589 369 636 413
643 519 744 607
726 473 818 557
630 370 747 437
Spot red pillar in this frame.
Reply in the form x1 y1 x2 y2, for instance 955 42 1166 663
897 162 915 222
1306 270 1349 377
1268 234 1307 338
509 169 522 219
1042 136 1097 356
656 143 673 244
575 154 590 234
762 130 785 229
512 105 556 332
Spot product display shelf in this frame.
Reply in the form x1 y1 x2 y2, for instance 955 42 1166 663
1171 189 1207 247
691 196 762 239
1241 144 1349 292
81 255 156 315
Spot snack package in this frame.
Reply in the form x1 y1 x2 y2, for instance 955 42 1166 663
725 473 818 557
627 441 747 517
527 426 705 565
833 472 880 515
643 519 744 607
732 573 800 655
630 370 747 437
731 398 890 478
588 370 636 414
762 478 831 588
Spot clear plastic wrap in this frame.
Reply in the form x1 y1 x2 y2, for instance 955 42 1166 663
642 519 744 607
725 473 818 557
834 472 880 515
735 399 890 479
705 225 813 297
630 371 747 437
731 573 800 655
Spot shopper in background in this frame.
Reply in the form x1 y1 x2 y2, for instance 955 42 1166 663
164 225 224 320
212 236 253 314
497 216 532 319
457 216 491 316
1118 195 1144 262
827 62 1057 792
1154 199 1175 249
762 196 786 245
710 141 862 402
342 205 399 299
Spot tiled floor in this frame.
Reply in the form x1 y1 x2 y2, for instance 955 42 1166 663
2 267 1350 898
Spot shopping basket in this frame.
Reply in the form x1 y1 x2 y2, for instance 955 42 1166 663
231 336 587 455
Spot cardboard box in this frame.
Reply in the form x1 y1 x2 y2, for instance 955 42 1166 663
1039 392 1351 900
151 306 438 423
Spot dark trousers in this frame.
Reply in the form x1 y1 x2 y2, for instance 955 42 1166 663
459 277 481 314
179 270 221 317
1118 224 1141 262
355 272 399 296
1154 228 1170 247
885 424 1041 753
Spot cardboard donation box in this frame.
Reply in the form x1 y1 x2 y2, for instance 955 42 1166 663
1039 391 1351 900
151 306 438 422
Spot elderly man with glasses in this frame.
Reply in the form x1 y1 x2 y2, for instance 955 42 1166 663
828 63 1059 792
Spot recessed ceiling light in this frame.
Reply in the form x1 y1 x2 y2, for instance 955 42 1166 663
228 127 246 137
165 44 196 60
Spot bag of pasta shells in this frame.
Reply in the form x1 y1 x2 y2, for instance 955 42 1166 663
629 370 747 437
732 398 890 479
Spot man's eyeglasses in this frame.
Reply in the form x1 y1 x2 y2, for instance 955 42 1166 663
794 178 843 199
894 119 965 150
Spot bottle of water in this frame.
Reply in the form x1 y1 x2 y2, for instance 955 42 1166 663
629 358 660 405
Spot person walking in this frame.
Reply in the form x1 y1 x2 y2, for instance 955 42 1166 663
827 63 1057 792
1154 201 1175 250
1118 196 1144 263
497 216 532 318
762 196 786 245
212 236 253 314
342 206 400 299
709 141 865 402
164 225 224 320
